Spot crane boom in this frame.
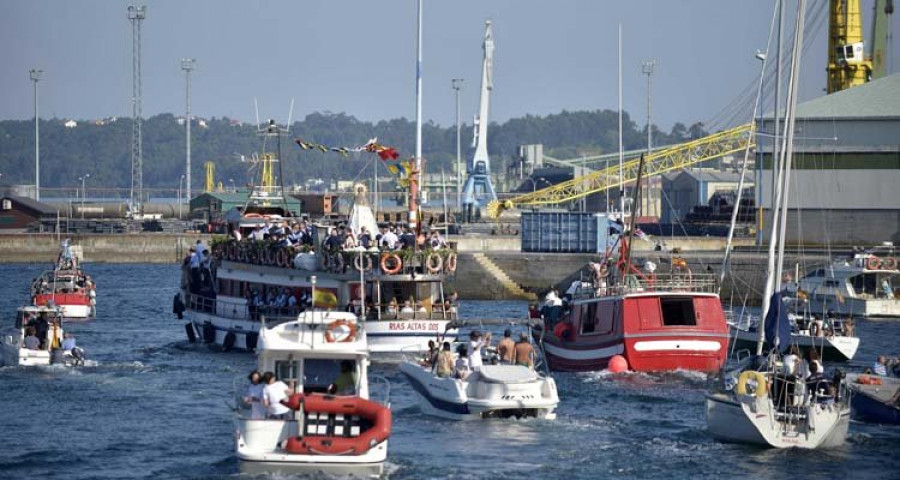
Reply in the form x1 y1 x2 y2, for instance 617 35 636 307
486 123 754 218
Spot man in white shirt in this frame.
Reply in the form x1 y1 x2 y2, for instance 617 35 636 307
467 330 490 371
380 227 399 250
262 371 293 419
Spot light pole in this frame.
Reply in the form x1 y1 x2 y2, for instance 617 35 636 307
755 50 767 246
181 58 195 203
30 69 42 201
524 176 547 193
178 174 185 219
642 60 655 217
78 174 90 218
451 78 464 215
229 179 235 192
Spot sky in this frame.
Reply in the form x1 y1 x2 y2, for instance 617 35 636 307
1 0 898 130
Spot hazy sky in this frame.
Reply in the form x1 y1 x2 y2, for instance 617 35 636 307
2 1 898 130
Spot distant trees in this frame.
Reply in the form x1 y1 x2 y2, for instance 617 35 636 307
0 110 707 191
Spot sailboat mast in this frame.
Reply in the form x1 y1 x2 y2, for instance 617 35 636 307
409 0 423 234
618 24 625 215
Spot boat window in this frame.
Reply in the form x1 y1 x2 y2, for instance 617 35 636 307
580 303 598 334
806 269 825 278
302 358 348 394
594 301 616 335
850 274 877 296
660 298 697 326
275 360 298 383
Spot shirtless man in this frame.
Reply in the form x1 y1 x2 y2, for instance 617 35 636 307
497 329 515 364
514 333 535 369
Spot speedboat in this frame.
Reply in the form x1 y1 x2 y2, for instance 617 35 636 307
1 305 87 367
399 319 559 421
846 373 900 425
796 246 900 318
31 239 96 320
234 311 390 476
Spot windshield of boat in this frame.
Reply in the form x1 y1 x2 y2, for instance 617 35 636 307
291 358 359 395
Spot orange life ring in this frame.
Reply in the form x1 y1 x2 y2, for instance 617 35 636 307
281 393 391 456
425 252 443 274
866 257 881 270
445 252 458 273
325 320 358 343
244 213 262 219
883 257 898 270
381 253 402 275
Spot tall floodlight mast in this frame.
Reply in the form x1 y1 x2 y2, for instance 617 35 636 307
461 20 498 222
29 69 42 201
181 58 196 203
128 5 146 215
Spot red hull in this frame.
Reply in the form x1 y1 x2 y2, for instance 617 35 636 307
543 293 728 373
33 293 91 307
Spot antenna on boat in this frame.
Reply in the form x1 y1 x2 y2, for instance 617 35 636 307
254 98 261 131
286 98 295 131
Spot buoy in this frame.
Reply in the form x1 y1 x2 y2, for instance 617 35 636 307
608 355 629 373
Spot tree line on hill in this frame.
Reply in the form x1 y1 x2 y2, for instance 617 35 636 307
0 110 707 192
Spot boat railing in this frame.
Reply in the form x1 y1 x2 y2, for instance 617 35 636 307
184 293 298 325
368 304 458 321
574 272 718 299
369 375 392 407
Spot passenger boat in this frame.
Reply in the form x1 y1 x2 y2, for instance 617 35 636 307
31 240 96 319
537 250 729 373
178 123 458 353
399 319 559 420
1 305 87 367
727 309 859 361
234 311 390 476
795 246 900 318
846 373 900 425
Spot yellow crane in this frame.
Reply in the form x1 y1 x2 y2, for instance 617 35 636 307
204 161 216 192
486 123 755 218
827 0 893 93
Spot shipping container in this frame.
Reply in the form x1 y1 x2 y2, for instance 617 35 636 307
521 211 621 253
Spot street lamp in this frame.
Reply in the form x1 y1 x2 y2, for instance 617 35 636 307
178 174 185 219
229 179 235 192
181 58 196 202
451 78 464 214
78 174 90 218
30 69 42 201
754 50 767 246
523 176 547 193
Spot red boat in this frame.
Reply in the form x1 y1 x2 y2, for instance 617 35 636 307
540 240 728 373
31 241 96 320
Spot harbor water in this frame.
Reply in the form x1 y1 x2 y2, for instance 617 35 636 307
0 264 898 479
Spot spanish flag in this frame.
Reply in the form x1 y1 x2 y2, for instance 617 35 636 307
313 289 339 309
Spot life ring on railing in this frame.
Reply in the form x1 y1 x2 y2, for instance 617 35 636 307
325 320 358 343
736 370 768 398
425 252 443 274
444 252 458 273
380 253 403 275
866 256 881 270
244 213 263 219
883 257 898 270
353 254 373 272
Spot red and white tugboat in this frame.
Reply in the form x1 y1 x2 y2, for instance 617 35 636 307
31 240 96 320
539 236 729 373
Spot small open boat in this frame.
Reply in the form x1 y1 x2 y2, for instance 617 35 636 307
1 305 87 367
846 373 900 425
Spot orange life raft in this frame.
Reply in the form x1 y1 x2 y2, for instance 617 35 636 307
281 393 392 456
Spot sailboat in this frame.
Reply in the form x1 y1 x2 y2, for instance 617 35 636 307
706 0 851 449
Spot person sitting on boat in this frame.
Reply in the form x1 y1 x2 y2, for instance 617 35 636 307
399 227 416 250
401 300 415 315
801 348 823 380
429 231 447 249
23 327 40 350
873 355 889 376
329 360 358 396
436 341 455 378
262 371 293 420
528 303 541 319
497 329 515 365
514 333 535 369
244 371 267 420
343 230 357 249
386 298 399 318
287 290 298 312
805 361 833 401
358 226 372 249
323 228 343 253
467 330 491 372
300 222 314 247
454 345 471 380
34 313 50 350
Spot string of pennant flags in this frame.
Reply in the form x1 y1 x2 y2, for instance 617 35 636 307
293 137 414 180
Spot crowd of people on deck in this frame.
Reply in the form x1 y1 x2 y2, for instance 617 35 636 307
869 354 900 378
419 328 537 380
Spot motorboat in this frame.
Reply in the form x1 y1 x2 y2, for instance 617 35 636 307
727 310 859 362
178 123 458 353
796 246 900 318
399 319 559 420
31 239 96 319
1 305 87 367
846 373 900 425
538 253 729 373
234 311 390 476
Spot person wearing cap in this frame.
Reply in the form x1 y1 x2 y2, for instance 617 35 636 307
497 329 515 364
514 332 535 369
467 330 491 371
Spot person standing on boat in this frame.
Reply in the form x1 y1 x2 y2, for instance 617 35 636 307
497 330 515 365
34 313 50 350
436 342 455 377
514 333 535 369
358 226 372 249
23 327 40 350
330 360 358 395
467 331 490 371
188 247 201 292
873 355 889 376
262 372 293 420
454 345 471 380
380 226 399 250
244 371 266 420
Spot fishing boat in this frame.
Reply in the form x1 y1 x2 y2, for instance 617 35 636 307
706 1 851 448
846 373 900 424
178 121 458 353
727 310 859 361
795 246 900 318
234 311 390 476
1 305 86 367
31 239 96 319
399 319 559 420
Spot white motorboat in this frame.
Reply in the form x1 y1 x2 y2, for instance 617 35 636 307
796 246 900 318
399 319 559 421
727 310 859 362
234 311 390 476
1 306 86 367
